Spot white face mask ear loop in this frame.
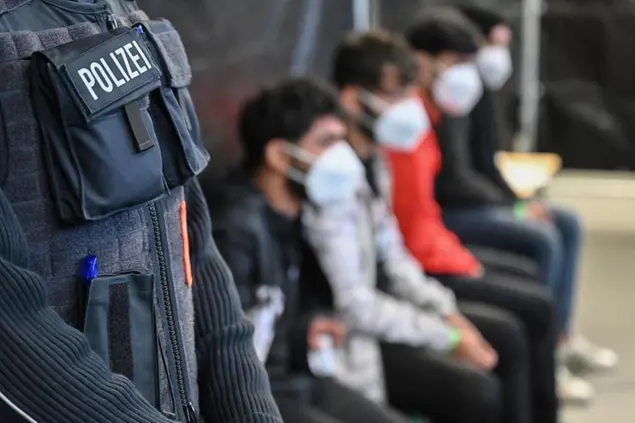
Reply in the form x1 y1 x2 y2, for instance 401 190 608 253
286 167 305 185
284 142 316 184
431 57 446 80
285 143 316 164
357 91 377 119
362 89 392 112
358 89 374 107
356 90 383 139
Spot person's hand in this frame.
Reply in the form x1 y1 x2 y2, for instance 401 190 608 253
526 201 551 222
452 327 498 371
456 263 483 280
468 264 485 279
447 313 497 357
307 317 347 349
447 314 498 371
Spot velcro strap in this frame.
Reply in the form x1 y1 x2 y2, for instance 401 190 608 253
124 101 154 152
108 282 133 379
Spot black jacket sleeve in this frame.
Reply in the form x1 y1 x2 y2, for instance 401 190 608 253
0 188 174 422
486 155 518 201
436 115 515 207
185 179 283 423
212 224 258 311
471 90 519 202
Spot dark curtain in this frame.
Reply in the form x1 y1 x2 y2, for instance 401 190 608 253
539 2 635 170
137 0 354 183
138 0 635 171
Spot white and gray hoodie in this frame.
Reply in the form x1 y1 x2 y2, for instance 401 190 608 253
302 154 458 403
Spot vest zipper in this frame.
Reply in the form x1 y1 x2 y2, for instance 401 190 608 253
149 203 196 423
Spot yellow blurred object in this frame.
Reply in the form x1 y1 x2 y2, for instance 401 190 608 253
495 152 562 199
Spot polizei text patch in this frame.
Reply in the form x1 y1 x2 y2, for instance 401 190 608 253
64 30 161 115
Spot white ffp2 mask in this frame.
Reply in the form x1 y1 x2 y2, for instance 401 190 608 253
287 141 364 207
374 97 429 151
477 46 513 90
433 62 483 117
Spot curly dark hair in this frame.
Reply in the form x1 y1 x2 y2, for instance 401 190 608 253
406 14 479 55
238 78 344 174
332 29 418 90
457 5 507 37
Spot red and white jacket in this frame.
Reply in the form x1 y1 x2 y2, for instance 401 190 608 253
382 96 481 276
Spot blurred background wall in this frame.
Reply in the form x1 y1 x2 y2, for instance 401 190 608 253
137 0 635 181
137 0 354 185
539 1 635 171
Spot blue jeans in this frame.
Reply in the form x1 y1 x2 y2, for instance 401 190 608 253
443 204 582 333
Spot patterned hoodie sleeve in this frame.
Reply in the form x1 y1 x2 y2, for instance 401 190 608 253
373 156 457 316
302 199 453 352
376 210 458 316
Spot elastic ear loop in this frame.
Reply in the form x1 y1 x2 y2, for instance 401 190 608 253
356 90 385 140
284 143 316 184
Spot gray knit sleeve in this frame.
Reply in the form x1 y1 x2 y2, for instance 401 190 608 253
0 189 174 422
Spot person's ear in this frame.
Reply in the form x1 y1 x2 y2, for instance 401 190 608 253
491 25 512 46
380 63 401 93
415 51 435 87
339 86 362 116
264 138 290 175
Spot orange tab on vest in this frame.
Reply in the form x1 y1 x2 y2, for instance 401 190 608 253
180 201 193 287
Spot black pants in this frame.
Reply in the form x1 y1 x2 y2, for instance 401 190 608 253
432 268 559 423
383 302 533 423
468 245 539 280
275 377 408 423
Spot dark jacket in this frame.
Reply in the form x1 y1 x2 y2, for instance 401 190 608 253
435 89 518 208
0 1 281 422
210 177 316 398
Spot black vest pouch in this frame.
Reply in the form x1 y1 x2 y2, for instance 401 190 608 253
134 18 209 188
81 272 160 408
29 26 167 223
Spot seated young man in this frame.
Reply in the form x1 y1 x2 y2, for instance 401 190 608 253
210 78 409 423
407 8 615 403
448 5 616 400
302 30 557 423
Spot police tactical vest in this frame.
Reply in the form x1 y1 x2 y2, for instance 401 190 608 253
0 1 208 421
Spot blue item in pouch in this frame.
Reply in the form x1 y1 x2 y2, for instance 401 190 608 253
81 255 98 284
